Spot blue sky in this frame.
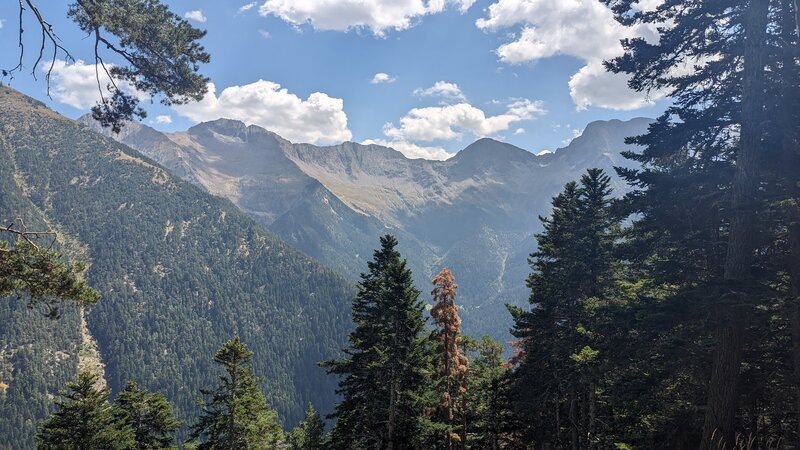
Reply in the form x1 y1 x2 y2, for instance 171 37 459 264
0 0 667 159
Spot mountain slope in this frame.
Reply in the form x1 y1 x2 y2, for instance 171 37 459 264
0 86 354 448
86 113 652 341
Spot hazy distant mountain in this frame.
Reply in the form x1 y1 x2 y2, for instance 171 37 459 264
84 114 652 340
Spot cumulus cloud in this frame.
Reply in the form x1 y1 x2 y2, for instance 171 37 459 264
362 138 453 160
514 127 525 135
384 98 545 142
155 115 173 124
477 0 666 110
184 10 207 23
569 61 661 110
413 81 466 102
370 72 396 84
46 59 148 110
173 80 352 145
259 0 476 36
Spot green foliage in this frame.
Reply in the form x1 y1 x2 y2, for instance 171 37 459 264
324 235 433 450
509 169 621 448
463 336 514 450
190 338 284 450
0 239 100 317
36 371 135 450
114 381 181 450
66 0 210 131
287 404 325 450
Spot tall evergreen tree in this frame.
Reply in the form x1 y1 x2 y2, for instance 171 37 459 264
324 235 431 450
114 381 181 450
509 169 618 449
288 404 325 450
36 371 135 450
463 337 511 450
603 0 799 446
429 268 469 450
190 337 284 450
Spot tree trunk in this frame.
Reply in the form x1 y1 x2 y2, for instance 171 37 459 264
569 385 579 450
588 384 596 449
388 377 398 450
700 1 768 448
789 223 800 445
782 0 800 445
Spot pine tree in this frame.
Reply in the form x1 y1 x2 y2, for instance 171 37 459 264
324 235 431 450
37 371 135 450
0 236 100 316
288 404 325 450
429 268 469 450
114 381 181 450
190 337 284 450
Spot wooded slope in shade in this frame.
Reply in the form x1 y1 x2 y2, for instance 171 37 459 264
0 85 354 449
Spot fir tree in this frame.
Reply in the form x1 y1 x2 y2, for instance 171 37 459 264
464 337 511 450
509 169 618 449
36 371 134 450
190 337 284 450
288 404 325 450
603 0 799 445
324 235 431 450
114 381 181 450
429 268 469 450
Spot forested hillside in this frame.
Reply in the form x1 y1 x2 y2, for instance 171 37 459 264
0 85 354 449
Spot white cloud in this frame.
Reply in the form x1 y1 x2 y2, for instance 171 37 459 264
173 80 352 145
46 59 148 110
370 72 396 84
477 0 667 110
568 61 661 110
414 81 466 102
155 115 173 124
514 127 525 135
259 0 476 36
362 138 453 160
536 149 553 156
239 2 258 13
384 98 545 142
184 10 207 23
258 29 271 38
0 18 5 29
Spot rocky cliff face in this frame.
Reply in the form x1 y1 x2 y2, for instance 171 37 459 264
85 114 652 339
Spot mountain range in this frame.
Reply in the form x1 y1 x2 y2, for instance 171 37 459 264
83 114 652 339
0 85 354 448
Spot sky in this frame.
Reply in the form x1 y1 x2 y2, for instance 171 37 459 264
0 0 668 159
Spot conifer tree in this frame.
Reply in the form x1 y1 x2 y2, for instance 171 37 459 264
464 337 511 450
602 1 799 446
114 381 181 450
190 337 284 450
430 268 469 450
509 169 618 449
37 371 135 450
288 404 325 450
324 235 431 450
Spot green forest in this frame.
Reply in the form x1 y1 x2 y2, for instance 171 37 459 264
1 0 799 448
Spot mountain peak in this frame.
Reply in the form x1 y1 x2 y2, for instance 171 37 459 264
452 137 534 165
188 118 248 138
